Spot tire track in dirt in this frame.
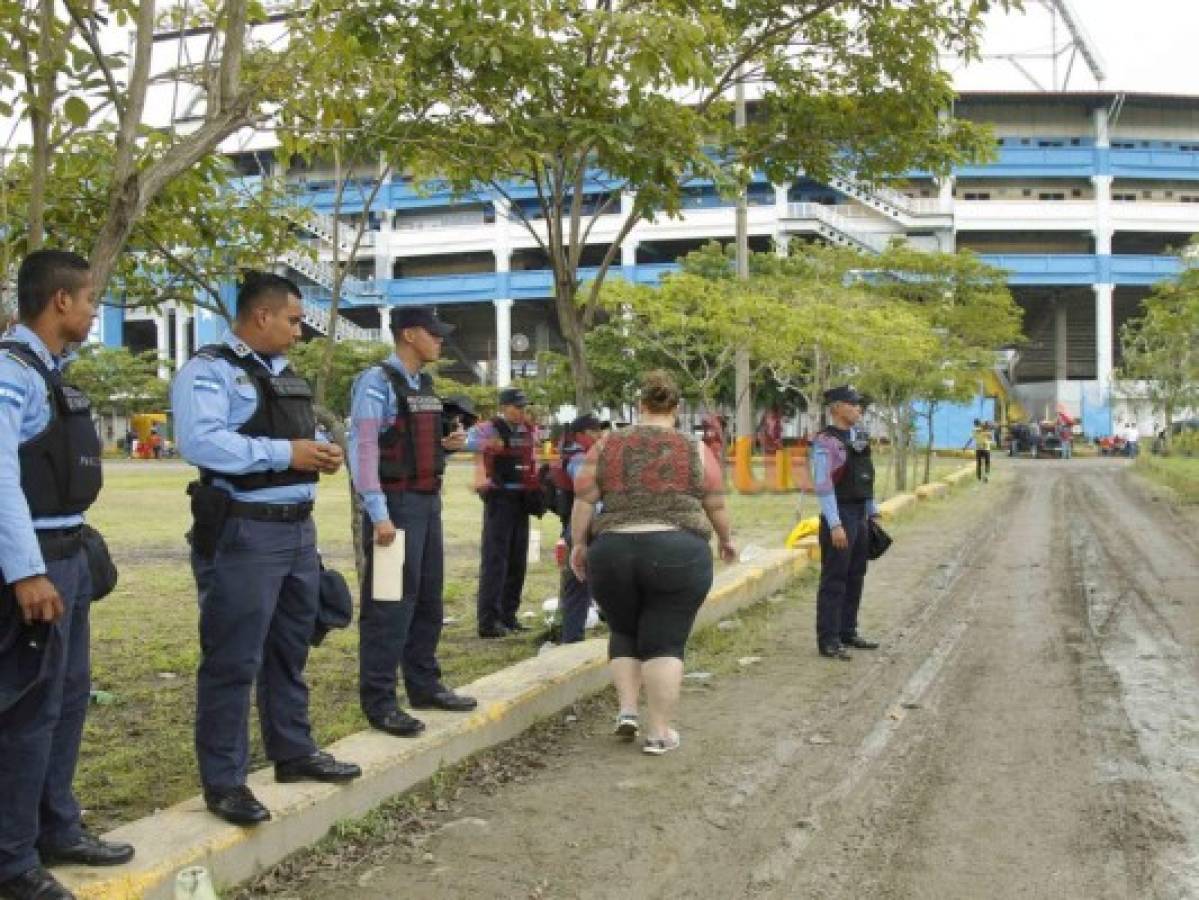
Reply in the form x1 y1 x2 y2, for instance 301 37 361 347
1067 471 1199 899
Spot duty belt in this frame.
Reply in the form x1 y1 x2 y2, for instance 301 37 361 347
227 501 314 523
35 526 84 561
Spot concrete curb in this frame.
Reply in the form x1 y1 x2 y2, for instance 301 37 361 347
63 468 971 899
61 550 804 899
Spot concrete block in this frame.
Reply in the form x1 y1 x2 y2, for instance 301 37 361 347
941 465 975 486
878 493 917 518
915 482 948 500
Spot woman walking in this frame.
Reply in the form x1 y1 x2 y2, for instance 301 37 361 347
569 371 736 755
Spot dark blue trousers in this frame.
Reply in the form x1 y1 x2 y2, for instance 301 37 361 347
191 517 319 792
816 502 871 649
0 550 91 881
475 492 529 631
358 492 446 720
558 529 590 643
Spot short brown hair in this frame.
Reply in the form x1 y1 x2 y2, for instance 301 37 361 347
639 370 680 414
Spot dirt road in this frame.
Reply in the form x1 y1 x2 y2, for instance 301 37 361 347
286 460 1199 900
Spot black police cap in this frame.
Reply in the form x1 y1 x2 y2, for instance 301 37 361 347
389 306 454 337
498 387 528 407
823 385 865 406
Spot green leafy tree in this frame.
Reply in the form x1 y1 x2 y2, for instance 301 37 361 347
66 344 167 415
347 0 1013 406
1118 261 1199 454
0 0 306 301
854 245 1023 482
287 338 390 420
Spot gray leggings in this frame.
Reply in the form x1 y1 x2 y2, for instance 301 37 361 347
587 530 713 660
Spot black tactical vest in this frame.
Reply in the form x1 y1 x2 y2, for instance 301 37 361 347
377 365 446 492
194 344 318 491
0 341 103 517
489 417 536 487
821 426 875 503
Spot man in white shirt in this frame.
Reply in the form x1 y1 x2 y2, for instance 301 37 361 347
1122 422 1139 458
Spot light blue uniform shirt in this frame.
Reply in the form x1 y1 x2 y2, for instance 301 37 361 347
811 427 880 528
347 354 423 525
465 418 530 490
171 329 317 504
0 325 86 583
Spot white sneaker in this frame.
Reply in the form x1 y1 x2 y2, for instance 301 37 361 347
642 729 681 756
614 713 639 741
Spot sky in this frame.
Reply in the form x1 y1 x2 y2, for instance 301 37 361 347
952 0 1199 95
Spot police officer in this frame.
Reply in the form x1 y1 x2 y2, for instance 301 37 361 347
468 388 540 638
552 414 602 643
348 307 477 738
172 272 360 826
811 386 882 660
0 251 134 900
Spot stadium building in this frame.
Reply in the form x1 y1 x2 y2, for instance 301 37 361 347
88 5 1196 442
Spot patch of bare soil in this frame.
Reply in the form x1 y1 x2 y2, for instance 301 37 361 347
252 460 1196 900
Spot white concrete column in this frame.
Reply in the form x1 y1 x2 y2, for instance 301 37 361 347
1094 283 1114 394
1054 296 1069 383
155 313 170 380
1094 107 1110 149
621 240 638 268
1092 174 1113 255
773 182 790 218
938 175 955 206
377 304 390 333
494 298 513 388
173 306 190 371
374 210 392 281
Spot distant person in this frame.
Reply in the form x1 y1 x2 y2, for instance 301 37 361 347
966 418 994 482
758 407 783 455
1123 422 1139 458
0 250 134 900
172 272 360 827
1057 418 1074 460
700 411 727 477
348 306 477 740
124 427 136 458
811 386 882 660
467 388 540 638
569 371 735 755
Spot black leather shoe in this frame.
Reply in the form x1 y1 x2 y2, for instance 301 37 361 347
502 619 529 632
0 866 75 899
818 644 852 661
477 625 509 639
842 635 880 650
369 710 426 737
204 785 271 826
275 751 362 784
410 690 478 712
39 831 134 868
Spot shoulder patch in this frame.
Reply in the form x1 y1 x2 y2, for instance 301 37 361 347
0 348 32 369
0 380 25 407
229 340 253 358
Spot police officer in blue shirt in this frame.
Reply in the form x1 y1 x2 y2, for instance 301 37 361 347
811 386 882 661
466 389 540 638
348 307 476 739
0 251 134 900
172 273 360 826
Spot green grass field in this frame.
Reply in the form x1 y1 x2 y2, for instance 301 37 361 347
1134 455 1199 504
77 453 964 830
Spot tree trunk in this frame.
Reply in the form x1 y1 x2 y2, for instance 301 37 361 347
892 405 909 492
555 281 595 408
923 402 936 485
